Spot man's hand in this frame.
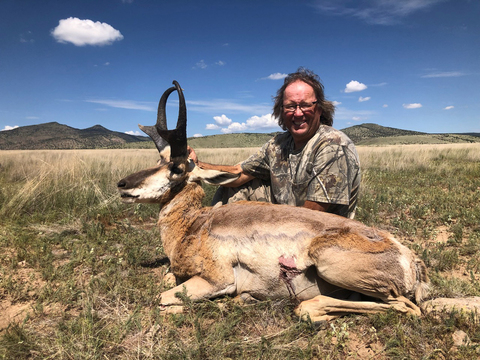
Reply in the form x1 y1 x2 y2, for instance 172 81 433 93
187 146 198 164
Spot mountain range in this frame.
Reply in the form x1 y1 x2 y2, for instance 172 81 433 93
0 122 149 150
0 122 478 150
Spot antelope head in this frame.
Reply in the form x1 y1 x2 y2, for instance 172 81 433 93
117 81 239 205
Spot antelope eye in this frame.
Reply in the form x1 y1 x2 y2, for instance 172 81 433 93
170 164 183 175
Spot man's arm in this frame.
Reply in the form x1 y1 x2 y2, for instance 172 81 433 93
304 141 355 214
196 161 254 187
188 146 254 187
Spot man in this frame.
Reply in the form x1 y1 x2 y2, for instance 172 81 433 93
190 67 360 219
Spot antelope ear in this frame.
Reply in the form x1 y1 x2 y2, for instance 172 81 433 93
189 165 240 185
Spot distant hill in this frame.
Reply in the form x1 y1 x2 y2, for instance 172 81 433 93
187 132 277 149
0 122 149 150
0 122 479 150
341 123 425 143
341 123 480 145
459 132 480 138
351 133 480 146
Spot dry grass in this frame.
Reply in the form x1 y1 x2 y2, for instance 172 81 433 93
0 149 159 221
357 143 480 170
1 143 480 359
199 143 480 169
194 147 261 165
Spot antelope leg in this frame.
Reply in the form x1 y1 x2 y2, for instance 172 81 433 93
295 294 420 322
160 275 235 306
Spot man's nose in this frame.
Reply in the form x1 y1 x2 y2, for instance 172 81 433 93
293 106 304 116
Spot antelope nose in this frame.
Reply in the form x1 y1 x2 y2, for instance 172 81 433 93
117 179 127 188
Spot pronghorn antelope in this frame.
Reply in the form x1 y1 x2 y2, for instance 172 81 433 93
117 81 429 322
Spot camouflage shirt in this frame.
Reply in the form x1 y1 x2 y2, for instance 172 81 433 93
241 125 361 218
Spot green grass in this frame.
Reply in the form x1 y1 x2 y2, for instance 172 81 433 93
1 144 480 359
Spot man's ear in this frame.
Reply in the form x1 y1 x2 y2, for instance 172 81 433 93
189 166 240 185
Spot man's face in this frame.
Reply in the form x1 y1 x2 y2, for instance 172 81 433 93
282 80 322 149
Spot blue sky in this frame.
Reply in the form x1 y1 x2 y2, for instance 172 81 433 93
1 0 478 138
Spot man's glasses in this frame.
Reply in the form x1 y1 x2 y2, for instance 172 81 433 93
282 101 318 113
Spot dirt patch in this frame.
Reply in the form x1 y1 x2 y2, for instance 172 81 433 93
0 300 34 331
339 330 384 359
432 225 451 243
0 260 46 332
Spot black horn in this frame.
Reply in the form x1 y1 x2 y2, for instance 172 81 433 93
138 85 176 153
156 80 188 163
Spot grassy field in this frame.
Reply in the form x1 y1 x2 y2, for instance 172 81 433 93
1 144 480 359
355 134 480 146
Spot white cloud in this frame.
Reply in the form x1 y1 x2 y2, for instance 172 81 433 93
1 125 19 131
206 123 220 130
358 96 371 102
352 116 366 121
313 0 446 25
51 17 124 46
443 106 454 110
193 59 225 69
332 100 342 106
222 122 246 134
262 73 288 80
125 130 142 136
193 60 208 69
86 99 155 111
245 114 278 129
344 80 367 93
421 71 466 78
219 114 279 134
193 133 203 138
213 114 232 126
403 103 422 109
383 104 388 108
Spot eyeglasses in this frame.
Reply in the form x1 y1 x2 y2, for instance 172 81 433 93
282 101 318 113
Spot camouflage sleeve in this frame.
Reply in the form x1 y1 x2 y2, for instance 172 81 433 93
240 141 272 180
306 144 351 205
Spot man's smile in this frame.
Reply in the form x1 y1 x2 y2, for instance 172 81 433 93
292 119 307 127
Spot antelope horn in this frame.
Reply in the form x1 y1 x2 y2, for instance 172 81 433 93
138 85 177 153
156 80 188 163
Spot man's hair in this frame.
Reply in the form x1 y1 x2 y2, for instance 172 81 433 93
273 67 335 129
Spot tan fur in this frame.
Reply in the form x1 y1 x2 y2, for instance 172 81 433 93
118 162 429 322
309 228 394 253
